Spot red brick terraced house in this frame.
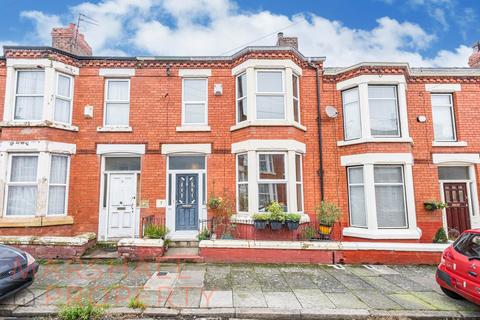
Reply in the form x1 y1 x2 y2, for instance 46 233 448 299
1 24 480 263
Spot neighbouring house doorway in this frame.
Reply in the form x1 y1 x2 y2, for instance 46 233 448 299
102 156 141 239
443 182 471 234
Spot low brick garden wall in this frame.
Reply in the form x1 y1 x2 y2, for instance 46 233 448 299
117 238 165 261
0 232 96 259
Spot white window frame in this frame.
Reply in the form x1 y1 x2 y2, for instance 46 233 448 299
342 87 362 141
368 85 401 138
236 73 247 123
257 152 288 211
236 153 249 213
255 69 286 121
53 72 74 125
373 165 408 229
295 153 304 213
336 75 411 146
347 166 366 228
103 78 131 127
182 77 208 126
13 69 45 122
4 153 39 217
431 93 457 142
292 73 301 124
47 154 70 216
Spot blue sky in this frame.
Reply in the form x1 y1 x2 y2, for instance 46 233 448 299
0 0 478 66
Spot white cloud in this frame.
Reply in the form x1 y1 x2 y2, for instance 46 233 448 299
16 0 472 67
20 10 62 44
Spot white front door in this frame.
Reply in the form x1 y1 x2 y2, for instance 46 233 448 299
108 173 136 238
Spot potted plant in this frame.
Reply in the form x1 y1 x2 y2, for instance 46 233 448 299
252 213 270 230
197 227 211 241
424 200 448 211
267 202 286 230
285 213 301 231
316 201 341 236
208 196 224 210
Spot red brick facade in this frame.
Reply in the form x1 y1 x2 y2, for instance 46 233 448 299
1 40 479 251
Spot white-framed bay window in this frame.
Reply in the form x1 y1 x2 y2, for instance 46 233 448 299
104 79 130 127
231 59 305 130
182 78 208 125
0 140 75 219
233 139 306 215
341 153 420 239
337 75 411 146
54 73 74 125
3 59 79 130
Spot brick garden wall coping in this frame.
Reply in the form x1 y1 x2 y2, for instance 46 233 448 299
0 232 96 246
117 238 164 247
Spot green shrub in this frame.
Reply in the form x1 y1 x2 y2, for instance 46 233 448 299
316 201 341 226
128 297 146 310
144 224 169 239
285 213 301 222
433 227 448 243
301 226 317 240
58 301 105 320
253 213 270 221
197 227 211 241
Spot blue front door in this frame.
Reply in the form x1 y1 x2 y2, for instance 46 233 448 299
175 174 199 231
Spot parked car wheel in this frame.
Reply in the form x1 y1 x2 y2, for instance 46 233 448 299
441 286 464 300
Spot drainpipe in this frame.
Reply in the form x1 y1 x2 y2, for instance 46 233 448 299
308 60 324 201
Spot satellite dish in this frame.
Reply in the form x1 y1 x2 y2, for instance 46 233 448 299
325 105 338 119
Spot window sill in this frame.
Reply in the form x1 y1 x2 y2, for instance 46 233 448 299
432 141 467 147
176 125 211 132
0 121 79 132
97 126 133 132
337 137 413 147
230 120 306 132
0 215 74 227
231 213 310 224
342 227 422 240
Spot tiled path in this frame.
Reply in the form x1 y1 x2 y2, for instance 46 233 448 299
1 262 479 318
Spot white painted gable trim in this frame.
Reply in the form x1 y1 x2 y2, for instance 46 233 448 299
425 83 461 93
231 139 306 154
432 153 480 164
96 144 145 155
6 58 79 75
161 143 211 155
336 74 406 91
232 59 303 76
341 153 413 166
0 140 76 154
99 68 135 77
178 69 212 77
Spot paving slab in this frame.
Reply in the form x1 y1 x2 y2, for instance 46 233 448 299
12 305 57 317
137 289 172 307
325 268 373 290
70 286 109 304
236 307 301 319
233 290 267 308
142 307 180 317
309 268 348 293
166 287 202 308
0 304 17 317
255 266 290 292
0 288 45 306
387 293 438 310
370 309 461 319
33 286 82 305
361 275 405 294
144 272 178 290
176 270 205 287
200 290 233 308
282 272 317 289
382 274 430 292
264 291 302 309
352 289 402 310
98 286 141 307
293 289 336 309
204 269 232 290
413 291 480 311
325 292 369 309
231 270 261 289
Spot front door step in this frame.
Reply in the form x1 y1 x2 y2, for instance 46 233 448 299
160 247 204 263
169 240 199 248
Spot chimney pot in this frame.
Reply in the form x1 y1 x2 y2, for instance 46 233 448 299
51 23 92 56
275 32 298 50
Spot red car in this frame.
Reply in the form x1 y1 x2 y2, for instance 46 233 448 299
436 229 480 305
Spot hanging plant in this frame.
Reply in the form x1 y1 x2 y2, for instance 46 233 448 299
424 200 448 211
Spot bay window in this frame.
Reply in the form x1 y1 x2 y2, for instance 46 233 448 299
104 79 130 126
14 70 45 121
48 155 69 215
431 93 456 141
54 73 73 124
342 87 362 140
237 154 248 212
374 166 407 228
256 71 285 120
295 154 303 212
6 155 38 216
347 167 366 227
182 78 207 125
258 153 287 210
292 74 300 123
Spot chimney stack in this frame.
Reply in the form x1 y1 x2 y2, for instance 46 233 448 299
51 23 92 56
468 41 480 68
276 32 298 50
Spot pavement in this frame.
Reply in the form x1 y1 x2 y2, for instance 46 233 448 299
1 261 480 319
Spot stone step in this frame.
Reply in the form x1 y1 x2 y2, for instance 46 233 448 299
158 255 205 263
165 247 199 256
168 240 199 248
82 248 119 260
